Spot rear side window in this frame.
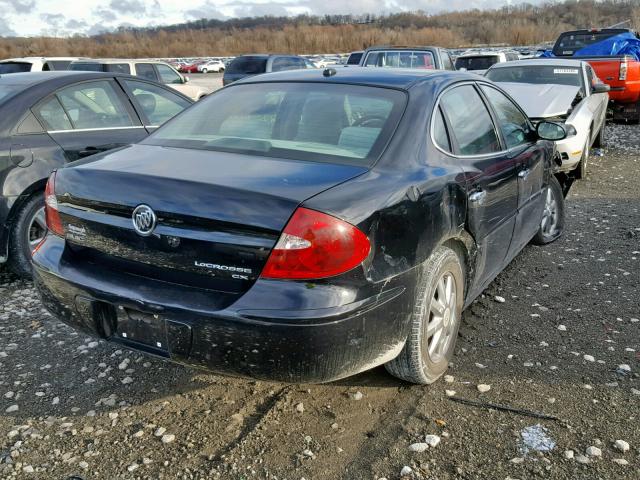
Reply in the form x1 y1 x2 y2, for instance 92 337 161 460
105 63 131 75
432 108 451 152
480 85 530 149
124 79 191 125
145 82 406 166
68 62 104 72
0 62 32 73
156 64 182 84
55 80 135 129
347 52 363 65
454 56 500 71
136 63 158 81
227 56 267 75
16 112 44 134
440 85 500 156
553 31 624 56
35 97 73 130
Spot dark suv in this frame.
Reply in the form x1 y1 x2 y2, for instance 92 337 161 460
222 54 309 85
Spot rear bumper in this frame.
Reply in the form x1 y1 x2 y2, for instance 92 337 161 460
32 235 410 383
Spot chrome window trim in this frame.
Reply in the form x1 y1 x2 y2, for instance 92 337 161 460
430 80 509 159
47 126 147 134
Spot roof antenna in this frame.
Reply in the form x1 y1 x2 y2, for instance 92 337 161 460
323 68 337 77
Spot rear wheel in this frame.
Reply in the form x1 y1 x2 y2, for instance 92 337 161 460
532 176 565 245
202 68 208 74
7 193 46 279
385 246 464 384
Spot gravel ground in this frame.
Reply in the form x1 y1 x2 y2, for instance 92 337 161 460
0 124 638 479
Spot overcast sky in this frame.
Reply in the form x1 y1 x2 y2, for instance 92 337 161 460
0 0 550 37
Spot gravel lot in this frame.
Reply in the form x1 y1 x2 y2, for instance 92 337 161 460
0 124 638 479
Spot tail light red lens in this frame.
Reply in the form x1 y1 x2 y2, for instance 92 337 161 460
260 207 371 280
44 172 64 237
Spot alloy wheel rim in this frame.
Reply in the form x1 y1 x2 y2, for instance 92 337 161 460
426 272 457 364
540 187 558 237
27 207 47 251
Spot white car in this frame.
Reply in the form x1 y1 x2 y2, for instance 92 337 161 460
0 57 83 73
198 59 225 73
486 59 609 178
69 59 211 101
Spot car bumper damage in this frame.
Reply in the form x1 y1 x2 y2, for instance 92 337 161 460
32 235 409 383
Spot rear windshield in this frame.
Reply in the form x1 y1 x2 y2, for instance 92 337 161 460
486 65 584 89
227 56 268 75
0 62 32 74
144 82 406 166
553 31 625 56
455 56 500 71
364 51 436 69
69 62 104 72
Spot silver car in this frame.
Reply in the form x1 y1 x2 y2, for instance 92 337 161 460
486 58 609 179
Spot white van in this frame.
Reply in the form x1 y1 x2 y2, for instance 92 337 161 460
0 57 83 73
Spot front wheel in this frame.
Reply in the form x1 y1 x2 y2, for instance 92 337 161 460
532 176 565 245
7 193 46 278
385 246 464 384
201 68 208 74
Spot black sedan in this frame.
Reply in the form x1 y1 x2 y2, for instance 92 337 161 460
32 68 568 384
0 71 192 277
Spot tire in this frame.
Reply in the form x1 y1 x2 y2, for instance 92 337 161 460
577 135 590 180
385 246 465 384
592 120 605 149
7 193 46 279
202 68 208 74
531 176 565 245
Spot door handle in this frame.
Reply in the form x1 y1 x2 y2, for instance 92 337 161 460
468 190 487 204
518 168 530 179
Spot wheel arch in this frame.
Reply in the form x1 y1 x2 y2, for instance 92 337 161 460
440 230 477 304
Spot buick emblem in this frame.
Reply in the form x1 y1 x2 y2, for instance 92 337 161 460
132 204 157 236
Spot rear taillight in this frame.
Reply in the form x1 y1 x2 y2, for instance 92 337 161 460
260 207 370 280
44 172 64 237
620 58 628 81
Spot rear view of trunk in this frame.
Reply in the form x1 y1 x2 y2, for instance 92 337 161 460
50 144 366 295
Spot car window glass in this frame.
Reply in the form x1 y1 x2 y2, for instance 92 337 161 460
156 64 182 84
291 57 306 69
145 82 406 166
480 85 530 149
440 85 500 155
35 96 73 131
105 63 131 74
56 80 135 129
17 112 44 134
433 107 451 152
271 57 293 72
124 80 191 125
136 63 158 81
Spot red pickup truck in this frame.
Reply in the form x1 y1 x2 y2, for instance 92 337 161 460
551 28 640 122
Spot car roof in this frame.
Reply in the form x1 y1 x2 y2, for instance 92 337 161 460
0 57 83 62
70 59 167 64
364 45 440 52
232 67 481 90
0 71 137 87
489 58 585 68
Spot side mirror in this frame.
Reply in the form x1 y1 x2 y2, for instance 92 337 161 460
537 121 567 141
592 83 610 94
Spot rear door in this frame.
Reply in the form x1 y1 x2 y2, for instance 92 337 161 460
479 84 546 256
439 83 518 287
32 79 148 161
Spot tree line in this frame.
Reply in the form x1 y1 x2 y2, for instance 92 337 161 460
0 0 638 59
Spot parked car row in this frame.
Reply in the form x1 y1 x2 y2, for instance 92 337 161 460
0 57 210 101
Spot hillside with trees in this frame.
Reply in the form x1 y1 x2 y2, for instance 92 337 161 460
0 0 638 58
